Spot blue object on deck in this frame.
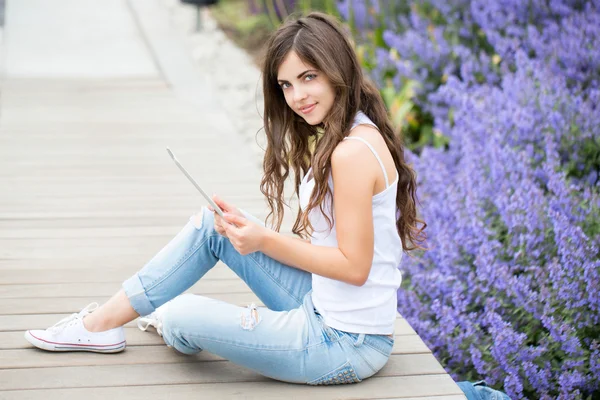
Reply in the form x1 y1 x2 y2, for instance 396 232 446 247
457 380 512 400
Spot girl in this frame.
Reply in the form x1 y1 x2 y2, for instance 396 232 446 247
24 12 425 385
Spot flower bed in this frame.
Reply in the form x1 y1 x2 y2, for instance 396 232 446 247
338 1 599 398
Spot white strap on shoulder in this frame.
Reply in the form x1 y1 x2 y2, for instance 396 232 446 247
343 136 389 188
350 111 379 131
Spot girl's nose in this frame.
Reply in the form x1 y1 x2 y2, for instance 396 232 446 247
293 87 308 103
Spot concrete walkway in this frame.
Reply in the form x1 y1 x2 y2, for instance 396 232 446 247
0 1 465 398
3 0 156 77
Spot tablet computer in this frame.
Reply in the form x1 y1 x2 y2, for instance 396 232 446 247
166 147 226 219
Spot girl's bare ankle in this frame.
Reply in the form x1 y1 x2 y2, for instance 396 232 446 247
83 314 110 332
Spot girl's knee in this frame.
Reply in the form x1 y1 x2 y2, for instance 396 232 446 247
189 207 214 230
164 328 201 355
161 294 202 354
161 294 193 331
189 208 227 251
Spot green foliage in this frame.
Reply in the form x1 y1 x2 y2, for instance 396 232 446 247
297 0 339 16
566 135 600 183
358 44 447 152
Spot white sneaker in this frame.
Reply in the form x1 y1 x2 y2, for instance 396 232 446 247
24 303 126 353
137 301 172 337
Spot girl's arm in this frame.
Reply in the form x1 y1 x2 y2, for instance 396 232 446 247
260 137 378 286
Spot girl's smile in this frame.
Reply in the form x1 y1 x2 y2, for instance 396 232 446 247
299 103 316 114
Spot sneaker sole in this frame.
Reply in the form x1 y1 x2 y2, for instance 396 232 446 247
24 330 126 353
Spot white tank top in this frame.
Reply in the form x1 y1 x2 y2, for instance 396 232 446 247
299 111 403 335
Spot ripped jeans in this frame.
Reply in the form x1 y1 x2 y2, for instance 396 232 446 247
122 207 394 384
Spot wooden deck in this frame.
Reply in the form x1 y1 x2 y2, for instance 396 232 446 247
0 2 466 398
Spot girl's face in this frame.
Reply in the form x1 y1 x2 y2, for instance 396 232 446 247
277 51 335 126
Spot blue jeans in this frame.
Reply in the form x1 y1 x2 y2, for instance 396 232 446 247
457 381 512 400
122 207 394 384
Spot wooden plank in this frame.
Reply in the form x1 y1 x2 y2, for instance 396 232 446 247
0 374 464 398
0 314 413 335
0 265 241 283
0 318 417 351
0 216 191 229
0 106 222 124
0 215 271 230
0 293 264 315
0 203 258 218
0 77 169 90
0 227 193 240
0 205 266 220
0 210 201 220
373 397 466 400
1 240 197 259
0 192 264 204
0 266 148 282
0 191 264 202
0 314 187 332
0 342 440 375
0 176 261 188
0 152 258 164
0 279 252 299
0 361 266 390
0 192 265 202
0 331 429 356
392 335 432 355
0 207 274 221
395 318 416 336
0 345 226 368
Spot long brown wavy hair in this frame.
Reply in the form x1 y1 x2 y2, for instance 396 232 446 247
259 12 426 252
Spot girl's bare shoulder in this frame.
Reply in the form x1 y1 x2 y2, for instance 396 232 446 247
331 126 383 176
336 124 387 158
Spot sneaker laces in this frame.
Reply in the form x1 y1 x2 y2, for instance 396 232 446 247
137 312 163 336
49 302 99 334
137 299 174 337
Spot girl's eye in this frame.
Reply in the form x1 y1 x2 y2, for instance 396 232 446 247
280 82 291 90
305 74 317 81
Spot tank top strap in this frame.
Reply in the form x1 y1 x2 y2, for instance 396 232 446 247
343 136 389 188
351 111 378 131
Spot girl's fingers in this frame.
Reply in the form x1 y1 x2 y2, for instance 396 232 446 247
214 219 227 237
212 195 224 208
223 213 245 227
223 220 234 234
213 194 235 213
212 210 226 236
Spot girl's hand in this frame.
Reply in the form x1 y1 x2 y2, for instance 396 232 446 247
208 195 243 238
222 213 268 256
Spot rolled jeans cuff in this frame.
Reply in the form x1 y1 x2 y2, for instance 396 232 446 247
122 273 155 317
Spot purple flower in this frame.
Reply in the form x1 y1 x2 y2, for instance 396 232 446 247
339 1 600 398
